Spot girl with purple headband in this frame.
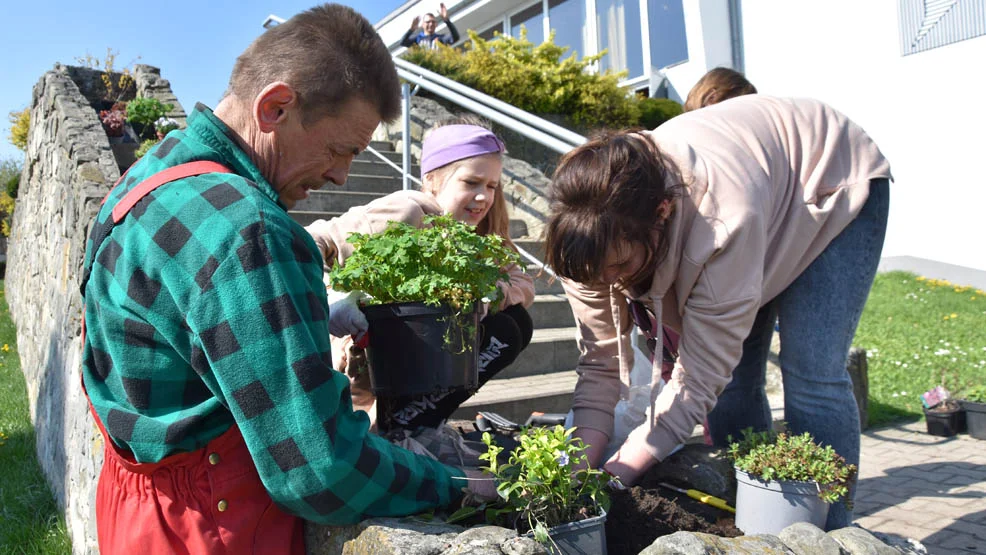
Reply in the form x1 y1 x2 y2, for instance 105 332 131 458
306 116 534 452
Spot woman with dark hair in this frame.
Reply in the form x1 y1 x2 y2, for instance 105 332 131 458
544 95 891 530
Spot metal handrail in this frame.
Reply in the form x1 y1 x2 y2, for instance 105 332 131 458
390 58 584 277
392 58 587 148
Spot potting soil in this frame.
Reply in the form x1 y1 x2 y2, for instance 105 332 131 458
606 485 742 554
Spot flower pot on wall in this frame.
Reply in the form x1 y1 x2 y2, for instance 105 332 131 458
961 400 986 440
361 301 479 397
734 469 830 536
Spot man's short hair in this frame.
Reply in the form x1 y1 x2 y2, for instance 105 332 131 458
228 3 400 123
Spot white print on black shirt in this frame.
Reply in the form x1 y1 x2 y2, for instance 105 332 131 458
391 336 510 425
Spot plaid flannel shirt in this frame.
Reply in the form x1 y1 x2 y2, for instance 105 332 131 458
81 103 464 524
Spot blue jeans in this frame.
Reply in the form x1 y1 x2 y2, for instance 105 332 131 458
707 179 889 530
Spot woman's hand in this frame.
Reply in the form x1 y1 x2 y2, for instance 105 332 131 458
603 443 659 486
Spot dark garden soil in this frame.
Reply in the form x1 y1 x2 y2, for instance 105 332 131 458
605 484 742 555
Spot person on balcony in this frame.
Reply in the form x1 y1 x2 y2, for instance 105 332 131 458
400 3 460 49
542 95 891 531
79 6 494 554
305 116 534 453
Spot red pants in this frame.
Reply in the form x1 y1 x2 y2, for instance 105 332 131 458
95 424 305 555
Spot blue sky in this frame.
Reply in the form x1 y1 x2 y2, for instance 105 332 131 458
0 1 404 162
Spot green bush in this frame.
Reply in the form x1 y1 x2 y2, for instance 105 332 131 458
638 97 683 130
404 29 640 129
8 108 29 151
135 138 159 159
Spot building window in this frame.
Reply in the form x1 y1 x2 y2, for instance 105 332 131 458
511 2 545 45
597 0 644 78
899 0 986 55
549 0 588 59
647 0 688 69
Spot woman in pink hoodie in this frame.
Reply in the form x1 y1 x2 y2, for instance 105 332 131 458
543 95 891 529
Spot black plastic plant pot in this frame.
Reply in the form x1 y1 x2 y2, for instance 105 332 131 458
924 405 966 437
961 400 986 440
526 509 607 555
361 301 480 397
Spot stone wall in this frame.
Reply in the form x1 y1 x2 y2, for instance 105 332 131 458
5 63 186 555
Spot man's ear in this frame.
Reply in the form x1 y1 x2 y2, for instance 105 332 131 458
253 82 297 133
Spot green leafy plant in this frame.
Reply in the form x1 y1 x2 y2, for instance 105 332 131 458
1 158 21 236
135 139 159 159
727 427 857 506
471 426 610 548
328 215 520 350
403 28 640 129
126 97 174 140
962 384 986 404
638 97 683 129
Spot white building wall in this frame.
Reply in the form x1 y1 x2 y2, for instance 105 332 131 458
663 0 734 100
739 1 986 271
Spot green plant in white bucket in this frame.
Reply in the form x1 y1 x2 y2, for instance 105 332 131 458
727 427 857 535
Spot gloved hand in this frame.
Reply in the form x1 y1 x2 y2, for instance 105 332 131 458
326 289 369 339
461 468 499 505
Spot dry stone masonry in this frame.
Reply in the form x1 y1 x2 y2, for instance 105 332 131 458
6 63 186 555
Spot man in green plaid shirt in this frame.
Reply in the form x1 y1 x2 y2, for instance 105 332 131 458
80 5 491 552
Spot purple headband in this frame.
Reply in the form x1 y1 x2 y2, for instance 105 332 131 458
420 125 505 176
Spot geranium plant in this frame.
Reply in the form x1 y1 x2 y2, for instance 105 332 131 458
727 427 857 506
469 425 610 549
327 214 519 350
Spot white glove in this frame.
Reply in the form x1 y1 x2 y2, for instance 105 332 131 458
327 289 369 339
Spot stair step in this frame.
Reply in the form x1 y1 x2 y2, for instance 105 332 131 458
293 190 387 213
368 140 394 152
529 265 563 295
358 149 403 163
509 219 528 238
452 371 579 423
349 159 420 179
290 210 343 227
329 171 405 193
514 239 545 261
497 326 578 379
527 294 574 329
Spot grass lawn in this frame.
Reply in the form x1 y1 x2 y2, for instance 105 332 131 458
856 271 986 426
0 281 72 554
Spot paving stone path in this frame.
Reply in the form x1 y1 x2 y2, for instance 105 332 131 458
855 420 986 554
